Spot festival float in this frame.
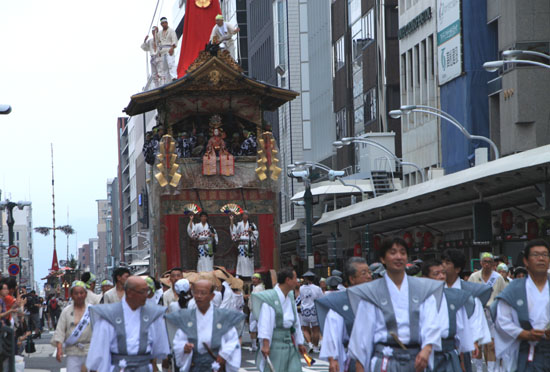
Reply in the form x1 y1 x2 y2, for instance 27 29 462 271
124 49 298 275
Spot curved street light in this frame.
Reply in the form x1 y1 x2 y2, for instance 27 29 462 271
334 137 426 183
389 105 500 160
502 50 550 61
483 60 550 71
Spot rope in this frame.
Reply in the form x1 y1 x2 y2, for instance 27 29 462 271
147 0 161 33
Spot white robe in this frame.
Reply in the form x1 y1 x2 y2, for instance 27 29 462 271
446 278 492 345
494 277 550 372
187 222 218 272
348 274 443 371
86 289 102 305
209 23 239 60
172 304 241 372
319 308 349 372
85 299 170 372
103 287 123 304
230 221 258 277
437 294 475 353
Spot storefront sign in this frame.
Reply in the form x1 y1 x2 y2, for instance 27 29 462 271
398 7 432 40
437 0 462 85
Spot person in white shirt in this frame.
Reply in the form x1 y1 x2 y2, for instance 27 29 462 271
493 239 550 372
316 257 372 372
299 271 324 353
468 252 508 372
86 276 169 372
252 268 308 371
163 268 184 310
81 272 102 305
167 279 244 372
188 212 218 272
348 237 444 372
229 211 258 278
158 17 178 83
103 267 130 304
141 26 161 88
168 279 193 314
441 248 492 372
209 14 240 60
422 260 476 372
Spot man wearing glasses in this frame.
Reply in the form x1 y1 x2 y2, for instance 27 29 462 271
86 276 170 372
493 239 550 372
468 252 508 372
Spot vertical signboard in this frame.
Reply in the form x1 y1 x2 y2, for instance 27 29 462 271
437 0 462 85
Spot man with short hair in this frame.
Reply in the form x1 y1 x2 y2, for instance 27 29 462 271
422 260 475 372
103 267 131 304
252 268 308 371
167 279 244 372
81 272 102 305
316 257 372 372
209 14 240 60
348 238 444 372
163 267 184 310
86 276 169 372
441 248 492 372
468 252 508 372
493 239 550 372
158 17 178 83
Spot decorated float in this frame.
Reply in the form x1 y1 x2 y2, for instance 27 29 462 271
124 49 298 275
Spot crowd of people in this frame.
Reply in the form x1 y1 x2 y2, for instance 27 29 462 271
142 125 257 166
20 237 549 372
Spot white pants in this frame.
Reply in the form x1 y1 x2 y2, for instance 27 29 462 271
236 254 254 277
66 355 86 372
197 255 213 272
249 311 258 332
149 56 161 89
159 51 177 83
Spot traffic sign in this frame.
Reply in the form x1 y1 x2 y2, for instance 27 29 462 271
8 263 20 276
8 245 19 258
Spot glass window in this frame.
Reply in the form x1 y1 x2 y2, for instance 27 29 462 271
362 9 375 41
364 88 377 123
333 37 345 73
336 108 348 140
348 0 361 25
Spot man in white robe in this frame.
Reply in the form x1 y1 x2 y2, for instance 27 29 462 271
493 239 550 372
442 248 492 372
141 26 161 88
158 17 178 83
163 267 184 310
210 14 240 60
317 257 372 372
423 260 476 371
52 281 92 372
299 271 324 353
348 237 444 372
86 276 169 372
252 268 308 372
167 279 244 372
188 212 218 272
229 211 258 278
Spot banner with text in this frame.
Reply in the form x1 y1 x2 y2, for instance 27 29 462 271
437 0 462 85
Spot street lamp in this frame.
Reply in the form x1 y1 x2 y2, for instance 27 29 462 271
333 137 426 183
389 105 500 160
287 168 313 269
0 105 11 115
502 50 550 61
483 60 550 71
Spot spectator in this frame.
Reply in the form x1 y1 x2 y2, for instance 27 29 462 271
0 280 17 326
25 290 41 338
48 294 61 329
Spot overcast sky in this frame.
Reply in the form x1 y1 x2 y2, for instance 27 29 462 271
0 1 173 287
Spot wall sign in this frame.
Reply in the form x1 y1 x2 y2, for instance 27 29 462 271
437 0 463 85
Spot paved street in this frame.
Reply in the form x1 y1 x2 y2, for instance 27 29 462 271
21 330 328 372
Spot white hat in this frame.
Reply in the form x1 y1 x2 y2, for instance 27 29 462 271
174 278 190 294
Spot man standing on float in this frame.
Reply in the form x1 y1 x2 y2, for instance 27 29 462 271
188 212 218 272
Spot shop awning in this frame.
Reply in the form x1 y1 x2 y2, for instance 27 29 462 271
281 218 304 234
291 180 373 201
314 145 550 229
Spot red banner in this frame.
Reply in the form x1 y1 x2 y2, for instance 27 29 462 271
177 0 221 77
163 215 181 269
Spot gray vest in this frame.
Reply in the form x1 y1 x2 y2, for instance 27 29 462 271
348 276 443 346
443 288 474 339
315 290 354 336
165 307 245 372
460 280 492 307
90 302 166 372
491 277 550 372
